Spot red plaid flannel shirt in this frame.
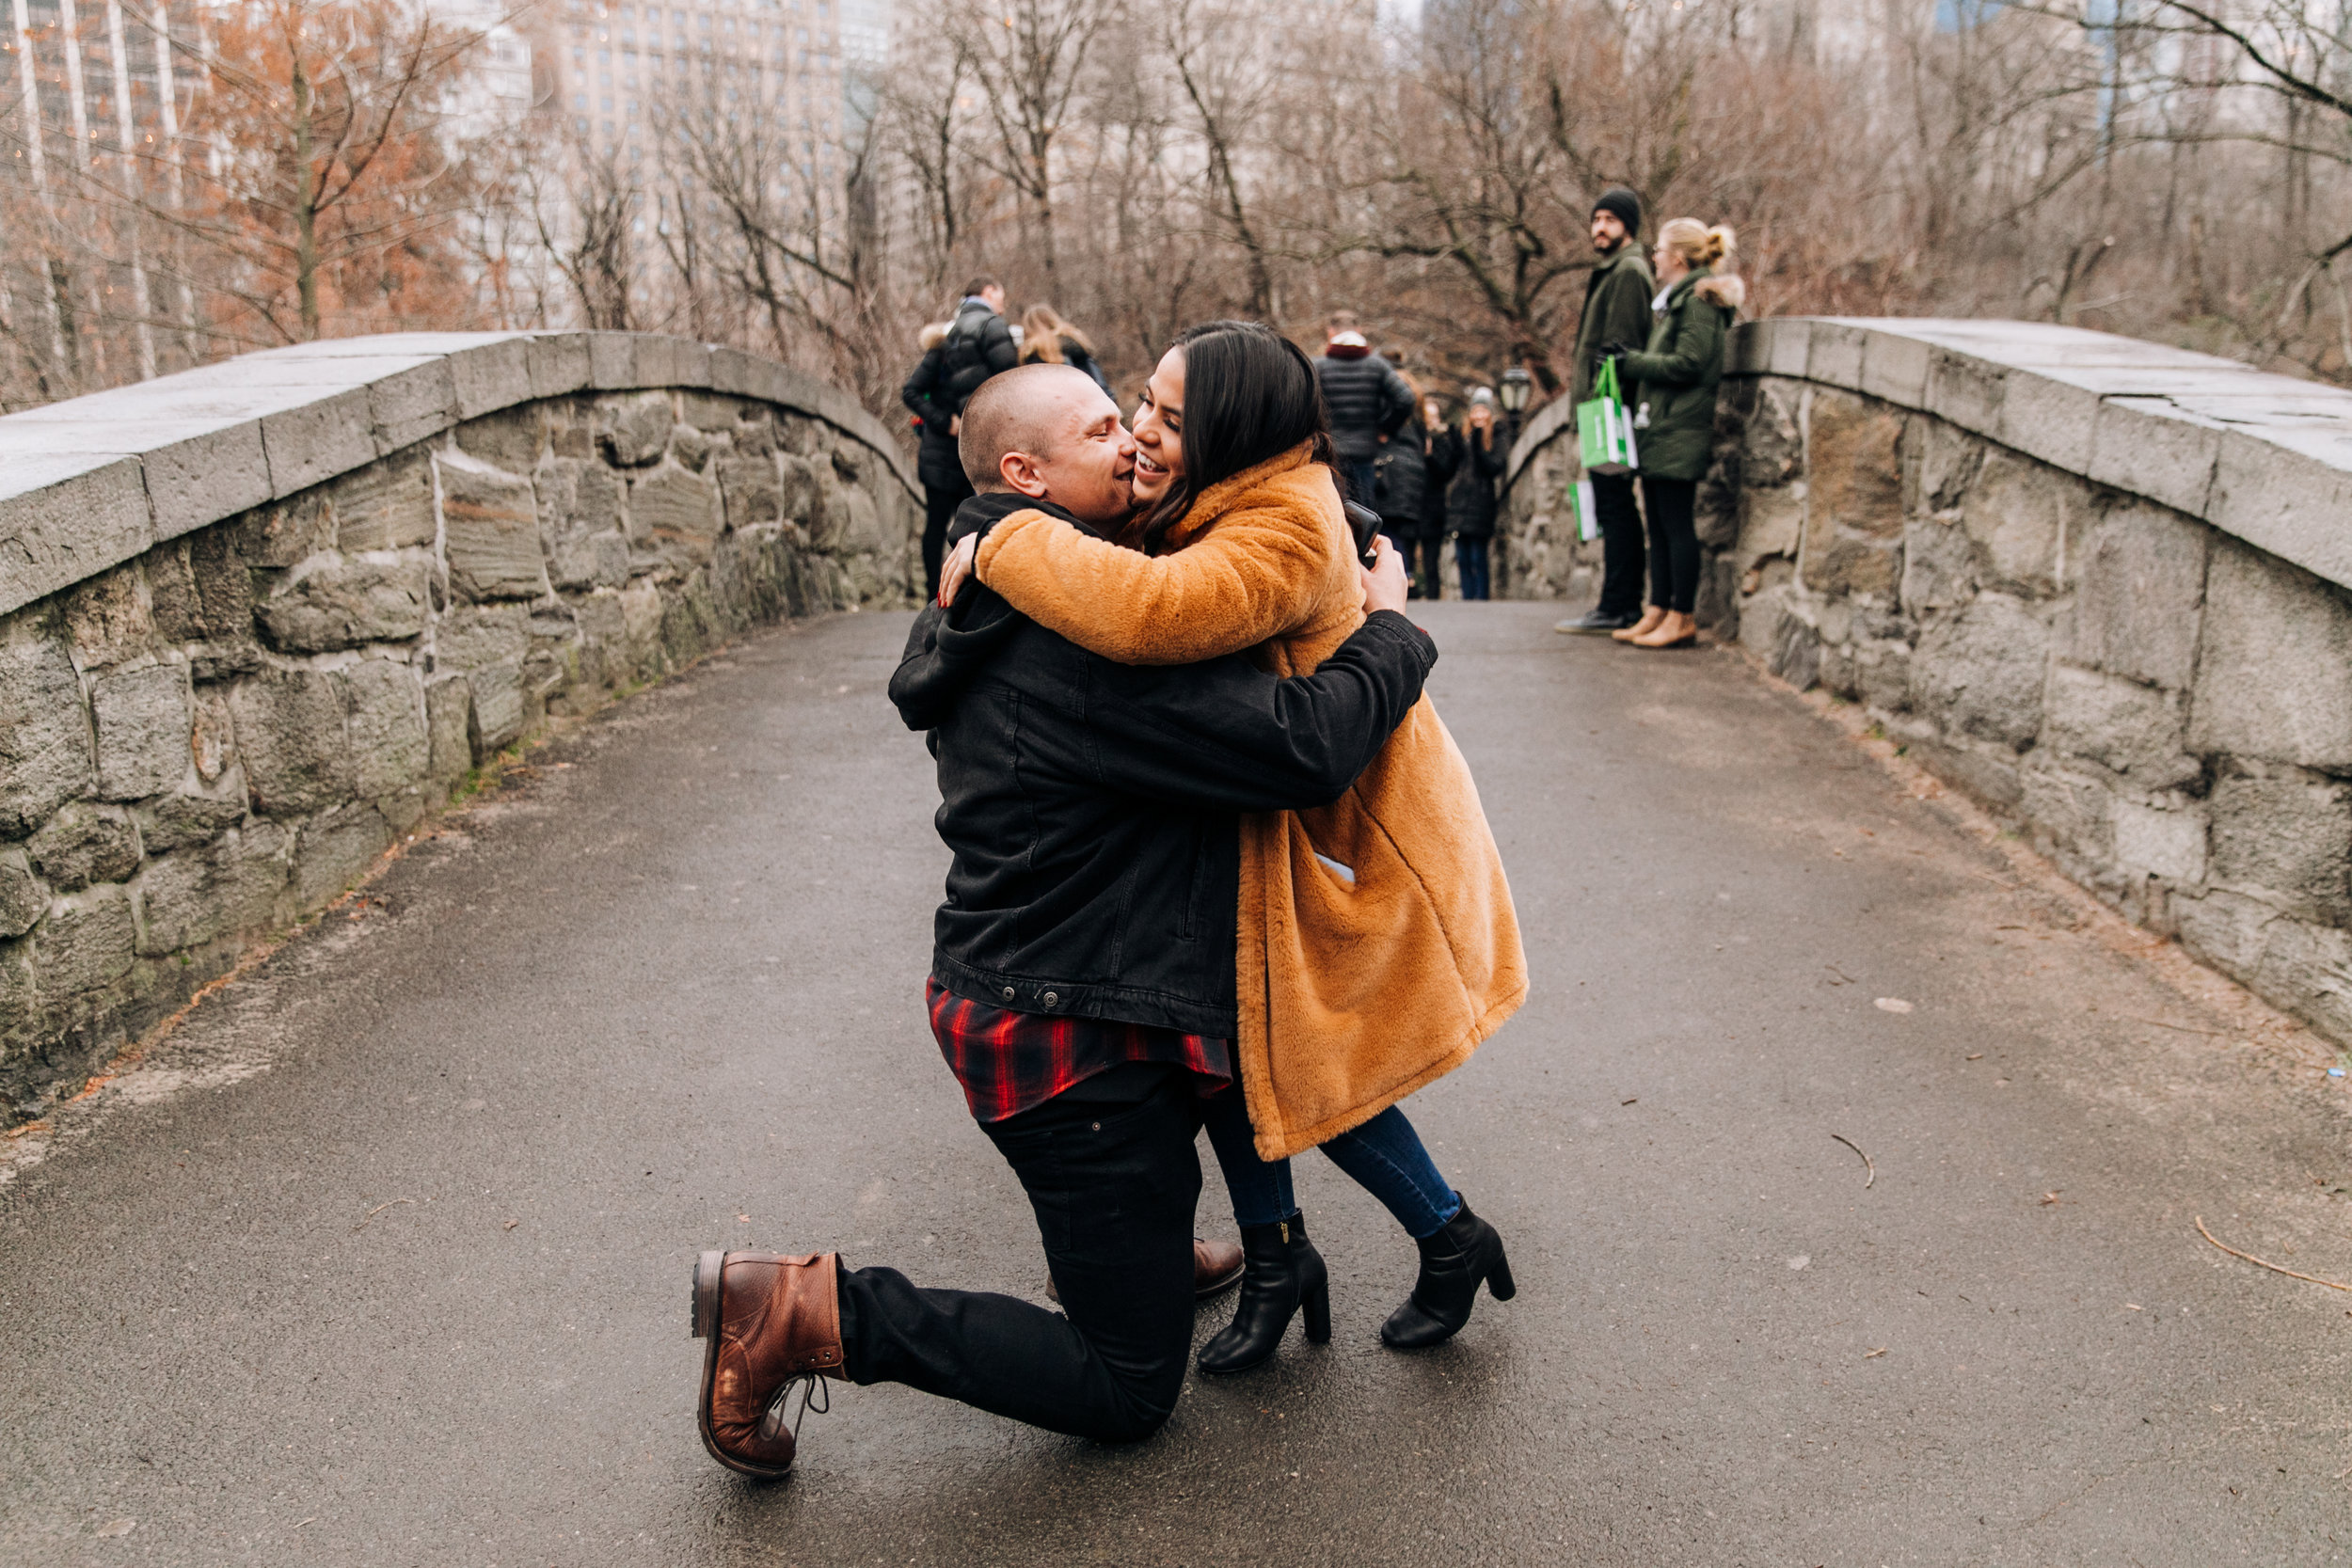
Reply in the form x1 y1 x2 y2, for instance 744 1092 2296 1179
926 978 1232 1122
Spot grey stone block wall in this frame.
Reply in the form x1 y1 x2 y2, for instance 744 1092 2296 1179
1500 317 2352 1052
0 335 921 1119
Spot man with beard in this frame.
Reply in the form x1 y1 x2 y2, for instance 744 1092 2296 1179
1556 188 1658 635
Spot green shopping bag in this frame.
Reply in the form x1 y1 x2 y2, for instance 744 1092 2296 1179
1576 356 1638 475
1571 477 1601 542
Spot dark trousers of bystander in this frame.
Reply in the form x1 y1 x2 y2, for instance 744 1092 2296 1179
1641 476 1701 615
1339 458 1379 508
834 1062 1201 1444
1455 536 1492 600
1400 535 1443 599
922 474 975 600
1589 470 1645 617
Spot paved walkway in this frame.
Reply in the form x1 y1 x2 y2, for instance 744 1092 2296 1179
5 603 2351 1566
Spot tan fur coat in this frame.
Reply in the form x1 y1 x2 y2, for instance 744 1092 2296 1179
974 445 1527 1159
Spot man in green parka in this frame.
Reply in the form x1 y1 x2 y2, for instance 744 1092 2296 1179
1555 188 1657 635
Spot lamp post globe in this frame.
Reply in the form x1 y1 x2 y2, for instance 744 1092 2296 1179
1499 367 1532 414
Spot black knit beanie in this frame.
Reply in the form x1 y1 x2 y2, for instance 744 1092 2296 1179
1592 187 1642 237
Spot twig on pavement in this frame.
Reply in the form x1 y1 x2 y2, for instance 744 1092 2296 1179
354 1198 414 1233
2195 1216 2352 1293
2122 1016 2229 1037
1832 1133 1875 1189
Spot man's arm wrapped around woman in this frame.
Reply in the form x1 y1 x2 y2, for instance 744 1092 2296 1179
972 447 1352 667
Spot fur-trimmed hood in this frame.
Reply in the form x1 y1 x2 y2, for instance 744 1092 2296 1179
1693 272 1747 312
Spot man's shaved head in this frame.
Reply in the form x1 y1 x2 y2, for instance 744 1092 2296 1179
960 363 1096 490
958 362 1137 524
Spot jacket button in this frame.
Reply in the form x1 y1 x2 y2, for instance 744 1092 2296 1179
1001 986 1015 1001
1043 991 1059 1008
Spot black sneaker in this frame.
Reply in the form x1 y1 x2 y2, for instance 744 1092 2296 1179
1555 609 1638 635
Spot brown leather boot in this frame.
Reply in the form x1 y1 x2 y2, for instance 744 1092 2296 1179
1048 1236 1246 1303
1192 1237 1245 1298
691 1250 844 1480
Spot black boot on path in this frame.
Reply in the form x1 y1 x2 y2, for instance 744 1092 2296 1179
1379 1196 1515 1351
1196 1213 1331 1374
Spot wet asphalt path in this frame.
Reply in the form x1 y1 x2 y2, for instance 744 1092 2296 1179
5 602 2352 1566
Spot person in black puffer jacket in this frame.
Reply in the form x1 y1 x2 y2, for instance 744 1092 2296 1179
1312 309 1415 508
1435 390 1507 600
901 277 1020 595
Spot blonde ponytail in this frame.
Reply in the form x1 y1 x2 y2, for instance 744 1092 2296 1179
1658 217 1735 270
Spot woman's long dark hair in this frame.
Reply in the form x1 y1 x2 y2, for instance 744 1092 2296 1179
1136 320 1335 555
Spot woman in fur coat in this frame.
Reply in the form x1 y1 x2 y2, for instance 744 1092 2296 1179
937 322 1526 1372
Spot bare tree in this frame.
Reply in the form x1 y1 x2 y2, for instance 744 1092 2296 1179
525 127 640 329
946 0 1119 283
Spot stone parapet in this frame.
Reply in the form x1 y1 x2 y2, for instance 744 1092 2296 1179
0 334 922 1118
1500 317 2352 1052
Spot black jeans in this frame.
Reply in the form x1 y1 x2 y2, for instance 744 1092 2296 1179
835 1062 1201 1444
1402 535 1442 599
1590 469 1645 616
1642 476 1700 614
921 472 974 599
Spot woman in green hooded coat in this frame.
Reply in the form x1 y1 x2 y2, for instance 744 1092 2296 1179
1612 219 1746 650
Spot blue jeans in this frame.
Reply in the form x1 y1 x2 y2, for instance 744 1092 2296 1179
1202 1087 1462 1239
1340 458 1378 508
1454 536 1491 600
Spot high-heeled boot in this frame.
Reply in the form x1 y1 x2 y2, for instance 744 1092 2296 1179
1379 1196 1516 1351
1196 1213 1332 1375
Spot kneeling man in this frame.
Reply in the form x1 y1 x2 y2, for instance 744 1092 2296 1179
688 364 1432 1474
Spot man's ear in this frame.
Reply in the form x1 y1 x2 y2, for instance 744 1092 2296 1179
998 451 1051 499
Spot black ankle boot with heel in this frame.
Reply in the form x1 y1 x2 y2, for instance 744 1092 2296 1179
1380 1196 1515 1351
1196 1213 1331 1375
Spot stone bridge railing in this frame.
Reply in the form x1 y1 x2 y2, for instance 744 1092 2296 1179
1503 318 2352 1051
0 332 921 1118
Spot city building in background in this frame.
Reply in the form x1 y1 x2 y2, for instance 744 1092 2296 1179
521 0 848 164
435 0 537 138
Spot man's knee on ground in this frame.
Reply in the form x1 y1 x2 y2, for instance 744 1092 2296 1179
1076 1347 1187 1445
1080 1389 1180 1445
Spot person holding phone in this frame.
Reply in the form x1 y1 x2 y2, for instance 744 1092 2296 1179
1436 390 1507 600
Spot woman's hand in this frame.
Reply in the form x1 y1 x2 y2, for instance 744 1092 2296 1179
936 533 979 607
1360 535 1409 617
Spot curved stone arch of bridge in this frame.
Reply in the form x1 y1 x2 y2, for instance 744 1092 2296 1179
0 333 924 1119
1502 316 2352 1057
